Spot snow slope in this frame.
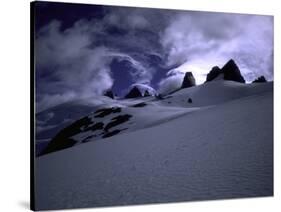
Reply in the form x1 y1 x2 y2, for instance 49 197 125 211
159 80 273 107
38 81 273 156
35 81 273 210
36 96 154 155
35 96 121 155
36 96 120 139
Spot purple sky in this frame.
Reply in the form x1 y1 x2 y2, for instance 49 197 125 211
34 2 273 112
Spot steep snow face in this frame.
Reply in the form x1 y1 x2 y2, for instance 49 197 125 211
35 84 273 210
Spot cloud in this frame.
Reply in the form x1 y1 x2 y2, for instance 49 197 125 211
157 68 189 94
157 73 184 94
36 4 273 112
160 12 273 82
104 9 150 30
36 20 115 112
35 7 166 112
36 92 77 113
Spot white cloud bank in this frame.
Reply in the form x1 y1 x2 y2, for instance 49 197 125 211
159 12 273 86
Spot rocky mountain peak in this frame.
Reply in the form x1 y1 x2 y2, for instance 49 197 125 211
252 76 267 83
181 72 196 89
125 86 143 98
205 59 245 83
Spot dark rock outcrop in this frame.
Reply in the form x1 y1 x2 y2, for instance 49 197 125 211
222 59 245 83
102 128 128 138
104 90 114 99
206 66 222 82
181 72 196 88
39 110 132 155
131 102 147 107
125 84 156 98
125 87 143 98
144 90 150 97
205 59 245 83
40 116 93 156
94 107 121 118
104 114 132 132
252 76 267 83
155 94 164 100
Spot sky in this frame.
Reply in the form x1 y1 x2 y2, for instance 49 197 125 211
34 1 273 112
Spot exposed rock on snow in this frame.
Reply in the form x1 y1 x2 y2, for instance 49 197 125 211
252 76 267 83
103 90 115 99
104 114 132 132
206 59 245 83
181 72 196 88
222 59 245 83
94 107 121 118
125 86 143 98
39 112 134 155
125 84 156 98
131 102 147 107
38 81 273 156
35 96 122 156
144 90 150 97
39 107 127 156
102 128 128 138
40 116 93 155
206 66 222 82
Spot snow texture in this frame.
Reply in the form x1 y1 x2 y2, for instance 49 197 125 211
35 81 273 210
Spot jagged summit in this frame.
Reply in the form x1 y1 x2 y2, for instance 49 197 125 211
206 66 222 82
205 59 245 83
221 59 245 83
181 72 196 89
252 76 267 83
125 86 143 98
103 90 115 99
125 84 156 99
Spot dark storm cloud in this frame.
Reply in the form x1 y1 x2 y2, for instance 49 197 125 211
35 5 170 111
35 2 273 111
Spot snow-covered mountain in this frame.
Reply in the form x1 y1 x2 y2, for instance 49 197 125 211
34 57 273 210
38 80 272 156
36 58 252 156
181 72 196 88
35 79 273 210
125 83 156 98
205 59 245 83
36 96 120 155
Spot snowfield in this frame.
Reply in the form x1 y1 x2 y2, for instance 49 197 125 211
35 81 273 210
